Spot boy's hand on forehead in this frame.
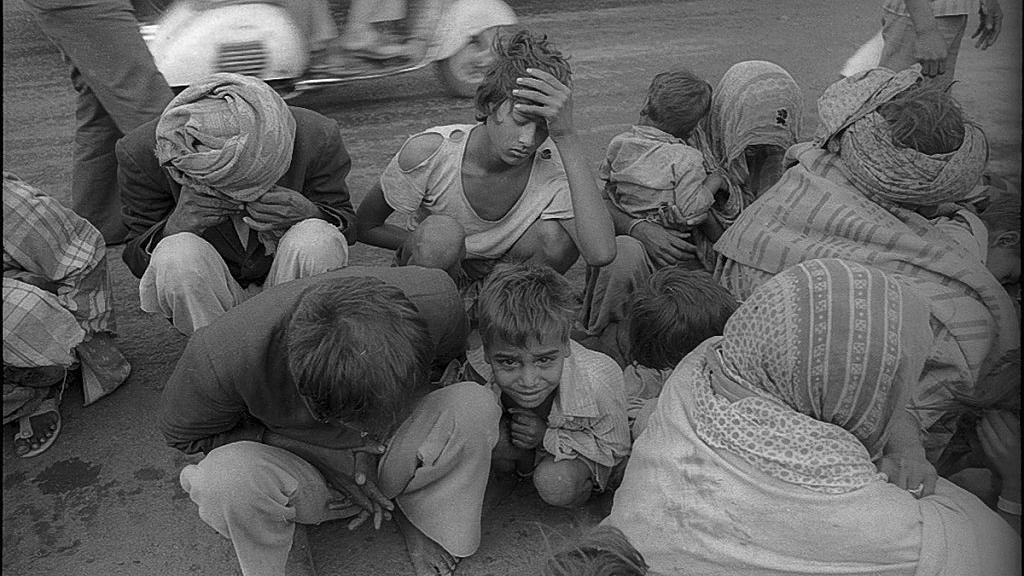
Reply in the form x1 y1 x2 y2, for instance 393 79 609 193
513 68 575 140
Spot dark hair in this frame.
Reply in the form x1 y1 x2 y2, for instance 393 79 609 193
477 262 579 349
628 267 738 369
877 84 966 155
640 68 712 139
541 526 649 576
474 29 572 122
286 277 433 438
979 184 1022 242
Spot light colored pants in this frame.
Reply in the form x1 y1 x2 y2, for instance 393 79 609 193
179 382 500 576
139 219 349 334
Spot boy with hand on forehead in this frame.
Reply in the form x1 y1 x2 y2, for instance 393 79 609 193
474 263 630 508
356 30 615 303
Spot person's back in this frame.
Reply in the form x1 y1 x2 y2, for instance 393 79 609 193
601 69 713 227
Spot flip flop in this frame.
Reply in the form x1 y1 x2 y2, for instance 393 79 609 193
13 371 66 458
14 397 61 458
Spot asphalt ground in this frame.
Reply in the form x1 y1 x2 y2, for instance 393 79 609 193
3 0 1020 574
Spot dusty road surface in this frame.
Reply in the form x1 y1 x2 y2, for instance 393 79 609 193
3 0 1020 574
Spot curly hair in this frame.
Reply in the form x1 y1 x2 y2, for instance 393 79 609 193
286 277 433 439
877 83 967 155
474 29 572 122
640 68 713 139
477 262 579 349
628 267 738 369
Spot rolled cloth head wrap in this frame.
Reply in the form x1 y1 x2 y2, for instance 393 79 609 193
814 66 988 207
155 73 296 202
706 60 803 175
692 259 932 493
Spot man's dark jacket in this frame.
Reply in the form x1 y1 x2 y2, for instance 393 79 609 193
117 106 356 283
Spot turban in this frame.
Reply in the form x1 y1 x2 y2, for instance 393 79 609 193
814 66 988 208
155 72 296 202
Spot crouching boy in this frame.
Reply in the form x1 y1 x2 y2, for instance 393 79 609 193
477 263 630 508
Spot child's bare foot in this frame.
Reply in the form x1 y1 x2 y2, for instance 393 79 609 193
395 508 459 576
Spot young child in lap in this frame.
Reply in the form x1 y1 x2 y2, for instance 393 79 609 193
476 263 630 508
625 267 737 438
601 69 722 271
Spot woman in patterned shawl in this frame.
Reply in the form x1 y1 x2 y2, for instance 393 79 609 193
714 66 1019 471
580 61 802 365
605 259 1019 576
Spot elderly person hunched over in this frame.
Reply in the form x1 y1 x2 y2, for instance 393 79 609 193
714 66 1020 476
606 259 1020 576
118 73 355 334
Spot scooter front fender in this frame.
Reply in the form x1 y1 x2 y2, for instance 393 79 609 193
432 0 518 61
147 2 307 87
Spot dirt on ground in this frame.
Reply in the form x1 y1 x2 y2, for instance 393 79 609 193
2 0 1020 574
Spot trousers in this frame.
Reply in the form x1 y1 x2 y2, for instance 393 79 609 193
23 0 174 244
139 219 349 334
179 382 500 576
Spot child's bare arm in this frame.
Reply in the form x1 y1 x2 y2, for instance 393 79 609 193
355 182 407 250
515 68 616 267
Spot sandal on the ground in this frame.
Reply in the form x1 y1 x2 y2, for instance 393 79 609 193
14 397 62 458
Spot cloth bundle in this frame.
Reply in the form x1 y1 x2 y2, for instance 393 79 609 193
155 73 297 252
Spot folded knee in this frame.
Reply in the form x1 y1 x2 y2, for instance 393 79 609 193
180 442 276 507
407 215 465 268
533 458 593 508
428 382 501 442
277 218 348 261
150 232 219 276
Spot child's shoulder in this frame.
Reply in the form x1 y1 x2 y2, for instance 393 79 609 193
568 341 624 384
397 124 476 171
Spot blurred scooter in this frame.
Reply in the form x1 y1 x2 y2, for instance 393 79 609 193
139 0 517 98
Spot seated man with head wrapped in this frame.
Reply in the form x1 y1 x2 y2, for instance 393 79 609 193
118 73 356 335
714 65 1020 494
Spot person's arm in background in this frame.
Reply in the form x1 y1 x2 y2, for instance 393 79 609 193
903 0 949 77
878 408 939 497
515 68 615 267
978 410 1020 533
972 0 1003 50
